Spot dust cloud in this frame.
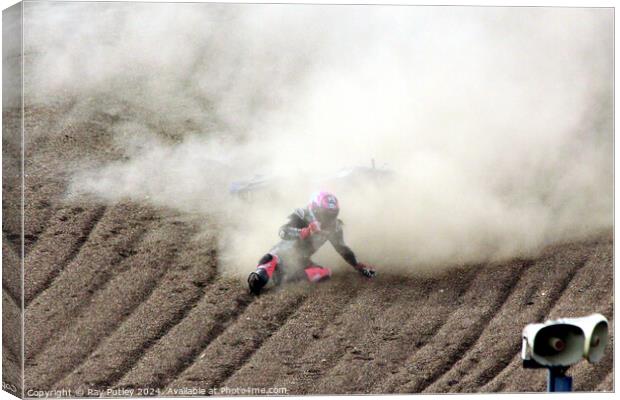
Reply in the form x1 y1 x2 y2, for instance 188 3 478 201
23 3 613 277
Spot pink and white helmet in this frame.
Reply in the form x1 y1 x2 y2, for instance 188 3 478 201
309 191 339 223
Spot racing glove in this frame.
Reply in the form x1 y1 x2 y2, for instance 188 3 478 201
300 221 320 240
356 263 376 278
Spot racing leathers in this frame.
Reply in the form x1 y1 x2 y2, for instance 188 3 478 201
249 207 375 294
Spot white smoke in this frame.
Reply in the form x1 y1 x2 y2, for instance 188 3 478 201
23 3 613 277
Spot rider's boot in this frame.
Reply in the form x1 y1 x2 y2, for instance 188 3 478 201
304 264 332 283
248 254 279 295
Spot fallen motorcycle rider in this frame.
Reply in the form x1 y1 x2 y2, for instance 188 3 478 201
247 191 376 295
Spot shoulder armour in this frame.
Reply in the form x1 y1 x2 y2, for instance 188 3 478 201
293 207 307 220
336 219 344 229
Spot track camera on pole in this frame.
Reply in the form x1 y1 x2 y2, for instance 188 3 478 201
521 313 608 392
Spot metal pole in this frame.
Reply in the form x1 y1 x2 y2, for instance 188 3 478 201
547 367 572 392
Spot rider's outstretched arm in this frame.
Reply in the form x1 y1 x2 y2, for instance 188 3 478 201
328 224 358 267
329 223 376 278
